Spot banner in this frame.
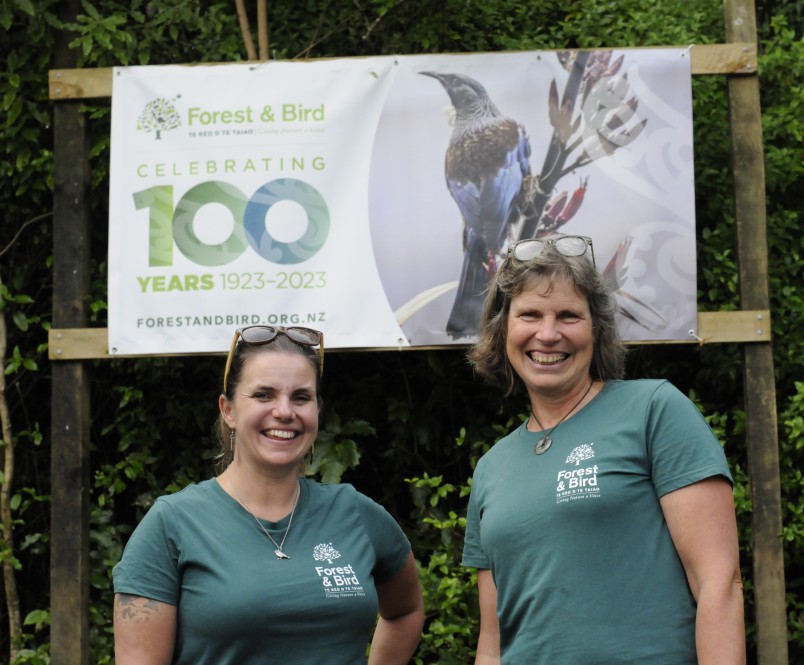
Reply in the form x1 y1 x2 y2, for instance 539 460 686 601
109 49 696 355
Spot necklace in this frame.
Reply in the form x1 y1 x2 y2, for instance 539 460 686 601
228 470 300 560
531 380 594 455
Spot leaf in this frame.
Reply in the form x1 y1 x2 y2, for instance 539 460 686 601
23 608 51 630
13 310 29 331
15 0 36 17
0 7 13 30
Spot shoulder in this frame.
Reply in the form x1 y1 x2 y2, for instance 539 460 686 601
475 420 527 468
145 478 218 516
603 378 668 396
156 478 216 503
304 479 373 511
306 479 382 509
303 478 358 500
600 379 687 409
304 479 400 527
602 379 705 422
620 378 700 410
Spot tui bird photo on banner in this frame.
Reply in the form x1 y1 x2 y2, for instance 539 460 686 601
419 70 533 338
368 49 696 346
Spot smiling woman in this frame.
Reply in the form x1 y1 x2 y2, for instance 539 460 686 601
111 327 424 665
463 237 746 665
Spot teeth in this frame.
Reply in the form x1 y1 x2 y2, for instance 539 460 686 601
265 430 296 439
530 353 567 364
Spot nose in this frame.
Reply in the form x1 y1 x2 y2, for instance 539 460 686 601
535 316 561 343
272 397 295 421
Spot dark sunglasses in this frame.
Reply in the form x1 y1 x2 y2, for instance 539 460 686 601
507 235 595 267
223 325 324 393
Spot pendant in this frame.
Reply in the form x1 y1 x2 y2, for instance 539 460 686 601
274 549 290 560
534 435 552 455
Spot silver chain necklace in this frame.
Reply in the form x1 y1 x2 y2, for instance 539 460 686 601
531 380 594 455
228 470 300 560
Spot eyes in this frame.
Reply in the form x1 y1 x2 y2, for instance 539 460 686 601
509 281 591 328
250 388 316 404
516 309 583 324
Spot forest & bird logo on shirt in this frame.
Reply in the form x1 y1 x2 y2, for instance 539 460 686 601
313 543 366 599
555 443 601 503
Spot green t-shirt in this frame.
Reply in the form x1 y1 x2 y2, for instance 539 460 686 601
113 477 411 664
463 379 733 664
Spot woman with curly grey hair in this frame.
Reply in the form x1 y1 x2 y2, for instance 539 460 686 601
462 235 745 664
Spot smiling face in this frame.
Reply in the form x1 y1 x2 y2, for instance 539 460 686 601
219 350 319 476
505 276 594 401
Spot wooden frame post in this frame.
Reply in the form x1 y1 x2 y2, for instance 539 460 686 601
51 98 92 665
50 3 93 662
724 1 789 662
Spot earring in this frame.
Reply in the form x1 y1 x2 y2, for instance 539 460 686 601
226 429 236 467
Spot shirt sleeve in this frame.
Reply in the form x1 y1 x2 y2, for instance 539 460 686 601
646 380 733 498
355 490 412 585
462 470 490 569
112 498 182 605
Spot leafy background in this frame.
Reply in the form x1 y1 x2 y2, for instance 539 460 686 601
1 0 802 663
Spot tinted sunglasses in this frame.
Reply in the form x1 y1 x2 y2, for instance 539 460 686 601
507 235 595 267
223 325 324 393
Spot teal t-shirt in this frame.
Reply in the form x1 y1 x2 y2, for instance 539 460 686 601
463 379 733 664
113 477 411 664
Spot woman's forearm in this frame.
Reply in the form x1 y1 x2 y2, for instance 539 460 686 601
368 610 424 665
695 577 746 664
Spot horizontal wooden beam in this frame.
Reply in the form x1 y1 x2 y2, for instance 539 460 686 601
48 43 758 101
49 328 109 360
692 308 770 344
49 67 113 101
48 309 771 360
689 41 757 75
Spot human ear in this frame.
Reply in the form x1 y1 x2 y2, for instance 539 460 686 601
219 393 236 428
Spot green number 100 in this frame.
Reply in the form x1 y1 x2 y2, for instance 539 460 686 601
133 178 330 267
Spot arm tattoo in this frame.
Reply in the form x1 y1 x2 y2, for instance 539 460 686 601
115 594 163 623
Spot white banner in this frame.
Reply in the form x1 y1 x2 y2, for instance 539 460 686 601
109 49 696 354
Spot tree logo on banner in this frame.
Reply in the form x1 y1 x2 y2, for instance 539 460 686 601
137 96 182 140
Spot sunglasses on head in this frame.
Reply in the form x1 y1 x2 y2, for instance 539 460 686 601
507 235 595 267
223 325 324 393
